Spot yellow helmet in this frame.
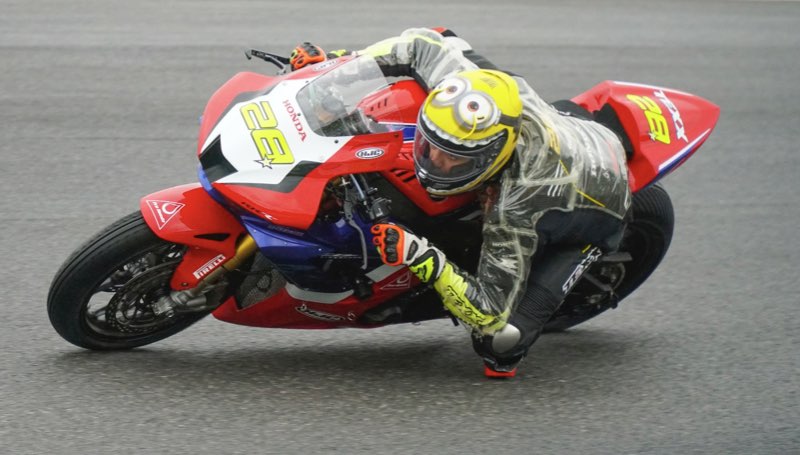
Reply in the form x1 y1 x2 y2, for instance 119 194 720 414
414 69 523 196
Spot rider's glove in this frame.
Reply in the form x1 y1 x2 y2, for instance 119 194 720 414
371 224 446 283
289 42 326 71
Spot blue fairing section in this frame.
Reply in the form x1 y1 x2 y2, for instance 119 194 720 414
382 123 416 142
244 217 333 265
643 130 710 192
197 165 228 207
199 164 386 291
240 214 383 292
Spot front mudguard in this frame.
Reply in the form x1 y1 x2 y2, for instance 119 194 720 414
140 183 246 290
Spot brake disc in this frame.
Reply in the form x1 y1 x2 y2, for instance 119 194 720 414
105 262 179 334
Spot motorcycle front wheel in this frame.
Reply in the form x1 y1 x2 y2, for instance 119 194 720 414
48 212 212 350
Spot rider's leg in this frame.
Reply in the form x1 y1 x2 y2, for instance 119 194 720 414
473 209 626 375
473 244 601 372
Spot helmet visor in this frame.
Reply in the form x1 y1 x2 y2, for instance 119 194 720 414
413 120 507 183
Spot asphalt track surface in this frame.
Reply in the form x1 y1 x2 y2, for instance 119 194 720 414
1 1 798 454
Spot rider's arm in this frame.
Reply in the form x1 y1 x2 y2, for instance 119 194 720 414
356 28 480 90
357 27 510 85
373 168 551 334
293 27 501 78
371 190 537 334
430 181 542 334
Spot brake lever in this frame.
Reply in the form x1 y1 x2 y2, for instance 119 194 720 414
244 48 290 72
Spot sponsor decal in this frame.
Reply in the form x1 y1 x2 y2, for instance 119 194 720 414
145 200 185 230
653 89 688 143
313 60 338 72
355 148 385 160
282 99 307 142
192 254 226 280
443 284 489 326
561 247 602 294
295 304 345 322
380 271 411 290
626 94 671 144
546 162 567 198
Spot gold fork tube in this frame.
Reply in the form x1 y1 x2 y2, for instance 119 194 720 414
193 234 258 288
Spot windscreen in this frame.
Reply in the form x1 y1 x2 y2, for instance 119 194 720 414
296 56 392 137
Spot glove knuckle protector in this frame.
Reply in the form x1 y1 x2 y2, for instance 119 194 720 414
290 42 326 70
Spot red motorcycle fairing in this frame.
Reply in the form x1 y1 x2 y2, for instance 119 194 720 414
212 266 420 329
211 131 406 230
572 80 720 192
360 79 426 124
196 62 724 331
140 184 246 290
198 72 276 151
358 78 479 215
380 150 477 216
197 58 352 153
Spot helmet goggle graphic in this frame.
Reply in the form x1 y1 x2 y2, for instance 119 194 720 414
430 77 502 135
413 111 508 181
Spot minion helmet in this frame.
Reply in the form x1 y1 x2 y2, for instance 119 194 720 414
414 69 523 196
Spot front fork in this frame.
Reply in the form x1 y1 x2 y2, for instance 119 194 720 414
153 234 258 316
140 183 254 316
144 174 390 316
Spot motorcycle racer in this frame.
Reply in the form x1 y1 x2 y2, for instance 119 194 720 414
292 28 632 378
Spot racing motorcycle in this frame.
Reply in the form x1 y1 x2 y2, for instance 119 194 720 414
47 49 719 350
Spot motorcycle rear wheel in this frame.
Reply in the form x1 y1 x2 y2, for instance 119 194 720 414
543 182 674 332
48 212 211 350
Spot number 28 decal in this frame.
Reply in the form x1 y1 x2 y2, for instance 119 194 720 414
240 101 295 168
626 94 671 145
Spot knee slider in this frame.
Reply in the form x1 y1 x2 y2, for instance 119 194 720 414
490 323 522 354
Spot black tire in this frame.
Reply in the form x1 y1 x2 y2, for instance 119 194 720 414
543 183 675 332
48 212 211 350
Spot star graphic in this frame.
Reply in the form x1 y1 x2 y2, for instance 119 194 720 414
255 157 273 168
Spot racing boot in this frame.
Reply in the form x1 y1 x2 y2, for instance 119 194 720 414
472 325 525 378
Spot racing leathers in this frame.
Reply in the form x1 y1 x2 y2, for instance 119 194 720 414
360 28 632 369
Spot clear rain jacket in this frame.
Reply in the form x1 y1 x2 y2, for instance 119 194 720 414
359 28 632 332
